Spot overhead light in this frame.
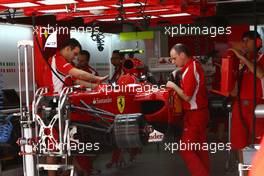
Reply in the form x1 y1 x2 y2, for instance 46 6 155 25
39 9 68 13
77 6 109 11
128 17 144 20
1 2 39 8
97 18 116 21
208 0 253 4
122 11 135 15
74 14 96 17
160 13 191 17
89 9 105 15
83 0 101 1
112 3 145 8
145 9 169 13
128 16 157 20
38 0 77 5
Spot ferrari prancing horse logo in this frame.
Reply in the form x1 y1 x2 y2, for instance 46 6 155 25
117 96 125 113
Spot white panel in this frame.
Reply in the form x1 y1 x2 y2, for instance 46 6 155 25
70 31 112 76
70 31 151 76
249 25 264 52
0 23 33 90
111 34 147 63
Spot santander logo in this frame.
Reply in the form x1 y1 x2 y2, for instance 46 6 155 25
148 130 164 142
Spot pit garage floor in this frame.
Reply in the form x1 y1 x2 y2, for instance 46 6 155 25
2 135 240 176
0 144 239 176
93 143 239 176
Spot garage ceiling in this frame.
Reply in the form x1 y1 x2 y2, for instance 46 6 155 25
0 0 217 26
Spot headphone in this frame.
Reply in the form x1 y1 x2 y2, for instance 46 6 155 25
256 37 262 49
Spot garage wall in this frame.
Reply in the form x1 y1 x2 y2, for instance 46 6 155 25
0 24 151 89
71 31 113 76
250 25 264 53
0 23 33 90
71 31 148 77
110 34 147 62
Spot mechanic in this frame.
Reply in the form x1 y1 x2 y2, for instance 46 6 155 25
106 50 125 167
228 31 264 158
43 38 108 93
107 49 128 167
107 50 142 168
110 50 124 82
73 50 101 176
166 43 210 176
41 38 107 176
77 50 99 76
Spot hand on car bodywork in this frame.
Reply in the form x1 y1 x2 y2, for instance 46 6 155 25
166 81 191 102
98 75 109 82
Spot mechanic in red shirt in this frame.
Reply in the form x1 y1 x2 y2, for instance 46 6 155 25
77 50 99 76
41 38 108 176
107 50 143 168
228 31 264 157
107 50 130 168
110 50 124 82
43 38 108 93
73 50 101 175
166 43 210 176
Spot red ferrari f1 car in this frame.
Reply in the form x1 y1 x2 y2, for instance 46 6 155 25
30 57 183 154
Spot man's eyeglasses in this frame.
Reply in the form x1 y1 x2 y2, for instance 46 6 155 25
169 57 177 63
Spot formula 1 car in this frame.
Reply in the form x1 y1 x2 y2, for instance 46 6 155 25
31 57 182 153
16 40 184 175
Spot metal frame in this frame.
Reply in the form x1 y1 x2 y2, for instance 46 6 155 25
225 102 232 170
32 87 74 175
238 164 252 176
17 40 36 176
17 40 75 176
38 164 74 176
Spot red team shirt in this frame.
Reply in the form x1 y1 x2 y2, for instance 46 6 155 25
240 53 264 100
231 53 264 150
180 58 208 110
111 66 123 82
44 51 74 93
81 65 99 76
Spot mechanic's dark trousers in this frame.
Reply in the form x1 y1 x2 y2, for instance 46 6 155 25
111 148 141 164
179 108 210 176
111 149 122 164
